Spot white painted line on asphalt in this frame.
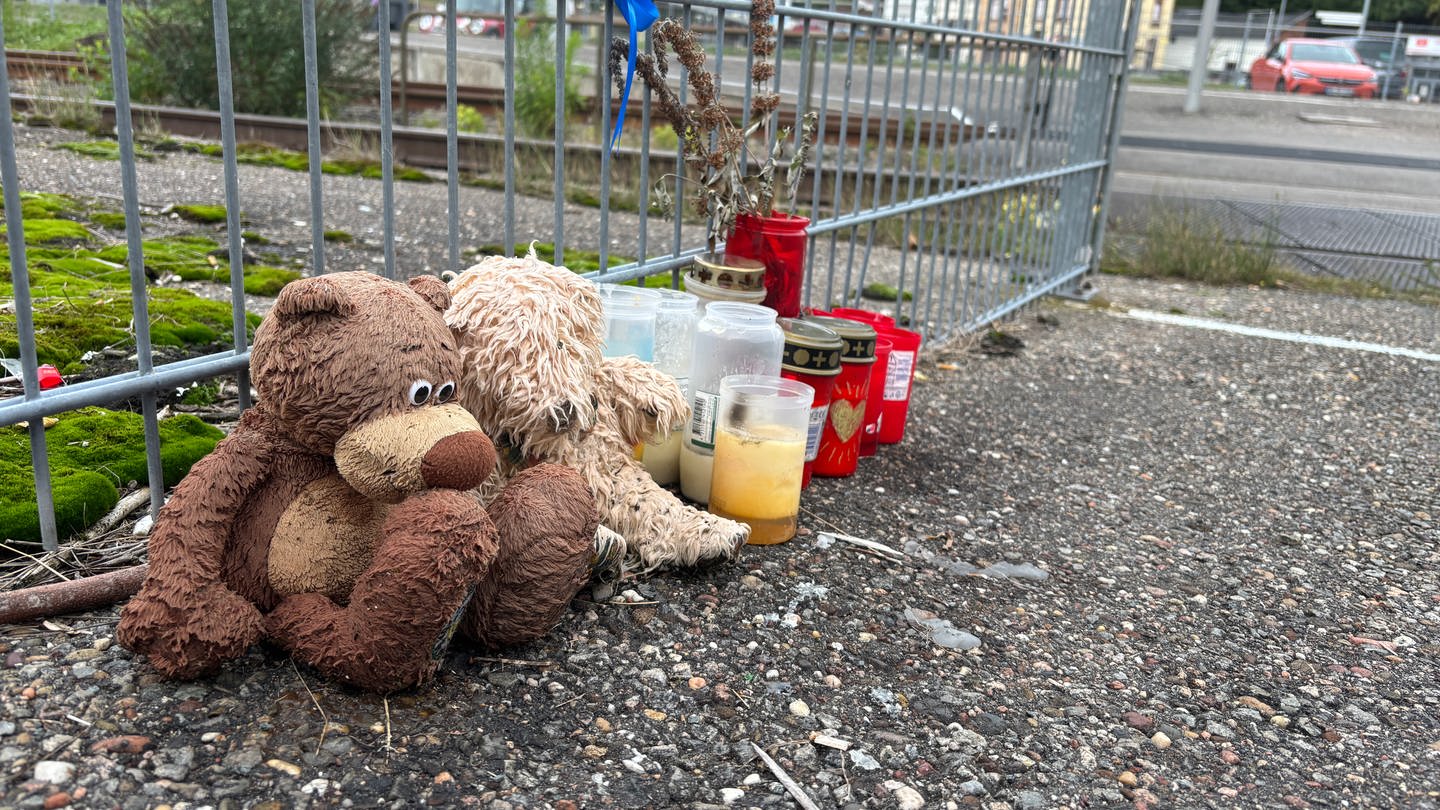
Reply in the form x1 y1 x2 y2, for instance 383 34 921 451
1119 309 1440 363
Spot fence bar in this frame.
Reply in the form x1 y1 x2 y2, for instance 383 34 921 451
377 0 397 279
301 0 326 274
0 354 252 429
0 31 60 550
106 0 166 523
446 0 460 274
211 0 251 412
1089 0 1145 281
502 0 517 254
598 3 614 271
553 3 567 267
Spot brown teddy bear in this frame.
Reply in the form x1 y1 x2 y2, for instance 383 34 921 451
444 253 749 573
117 272 598 693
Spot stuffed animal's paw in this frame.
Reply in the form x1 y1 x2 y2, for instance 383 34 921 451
117 587 264 680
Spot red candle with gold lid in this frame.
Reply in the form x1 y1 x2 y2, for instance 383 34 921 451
778 318 844 488
802 315 876 478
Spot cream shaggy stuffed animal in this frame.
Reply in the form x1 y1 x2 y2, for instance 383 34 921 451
444 253 749 572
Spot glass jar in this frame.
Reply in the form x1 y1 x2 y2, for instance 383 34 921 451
679 302 784 504
708 374 814 545
596 284 662 360
641 377 688 486
802 315 876 478
777 318 843 489
651 288 700 380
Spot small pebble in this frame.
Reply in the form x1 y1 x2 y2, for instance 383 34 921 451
34 761 75 784
789 700 811 717
1271 715 1291 729
266 759 302 777
1151 732 1172 750
1221 749 1241 765
720 788 744 804
1117 771 1137 787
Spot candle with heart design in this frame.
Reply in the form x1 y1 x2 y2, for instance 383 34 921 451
802 316 877 478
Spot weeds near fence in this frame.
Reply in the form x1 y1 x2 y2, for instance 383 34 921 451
513 21 586 138
1102 204 1440 305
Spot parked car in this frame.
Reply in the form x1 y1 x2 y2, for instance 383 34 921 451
1247 38 1379 98
1330 36 1409 99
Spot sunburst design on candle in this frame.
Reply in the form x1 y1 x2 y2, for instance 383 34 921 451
817 380 867 467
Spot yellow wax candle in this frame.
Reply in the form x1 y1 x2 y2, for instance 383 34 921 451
641 428 683 486
708 423 806 545
679 443 714 504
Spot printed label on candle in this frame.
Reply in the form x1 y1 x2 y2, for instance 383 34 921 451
688 390 719 450
804 404 827 461
884 350 915 400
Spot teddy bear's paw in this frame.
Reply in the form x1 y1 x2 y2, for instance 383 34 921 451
589 525 628 582
691 518 750 566
117 588 264 680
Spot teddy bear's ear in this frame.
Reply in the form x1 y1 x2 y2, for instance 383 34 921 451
408 276 451 314
270 276 357 322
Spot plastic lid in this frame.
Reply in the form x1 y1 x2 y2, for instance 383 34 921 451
778 318 844 376
802 315 877 363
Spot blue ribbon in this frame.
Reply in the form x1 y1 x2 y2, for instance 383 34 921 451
610 0 659 151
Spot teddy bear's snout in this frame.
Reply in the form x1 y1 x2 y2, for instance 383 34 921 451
549 401 580 433
421 431 494 490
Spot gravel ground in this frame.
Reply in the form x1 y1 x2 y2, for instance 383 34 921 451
4 125 1439 809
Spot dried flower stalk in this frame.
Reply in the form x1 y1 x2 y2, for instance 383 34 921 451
611 2 818 250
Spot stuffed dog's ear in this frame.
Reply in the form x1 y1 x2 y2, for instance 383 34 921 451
598 356 691 446
408 276 451 314
271 275 357 321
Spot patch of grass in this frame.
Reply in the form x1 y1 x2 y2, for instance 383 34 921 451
240 230 271 245
323 229 355 243
1102 207 1292 287
54 140 156 161
1102 205 1440 306
0 407 223 545
0 0 108 51
172 204 229 224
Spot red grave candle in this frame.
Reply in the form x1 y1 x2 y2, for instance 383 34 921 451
778 318 844 488
802 316 876 478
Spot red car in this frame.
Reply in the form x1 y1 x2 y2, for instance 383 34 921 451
1248 38 1379 98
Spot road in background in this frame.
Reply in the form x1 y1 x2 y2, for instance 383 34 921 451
1111 85 1440 290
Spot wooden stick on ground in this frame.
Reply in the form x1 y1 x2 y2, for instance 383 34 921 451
0 565 148 624
751 742 821 810
85 487 152 541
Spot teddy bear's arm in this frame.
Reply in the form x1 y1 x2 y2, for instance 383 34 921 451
595 356 690 448
117 409 282 680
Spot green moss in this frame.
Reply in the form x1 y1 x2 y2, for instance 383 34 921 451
172 204 229 224
97 235 220 279
0 191 80 219
0 257 259 372
469 242 633 275
861 282 914 302
0 408 223 545
54 141 156 161
241 266 301 296
90 211 127 230
323 229 355 243
183 141 431 182
180 381 220 406
241 230 272 245
18 218 91 246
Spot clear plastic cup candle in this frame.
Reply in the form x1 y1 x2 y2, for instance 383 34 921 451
707 375 814 545
596 284 662 360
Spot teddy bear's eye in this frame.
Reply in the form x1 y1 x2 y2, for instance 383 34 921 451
408 380 433 406
557 340 565 353
434 381 456 403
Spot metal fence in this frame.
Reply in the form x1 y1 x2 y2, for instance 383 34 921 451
1 0 1139 550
